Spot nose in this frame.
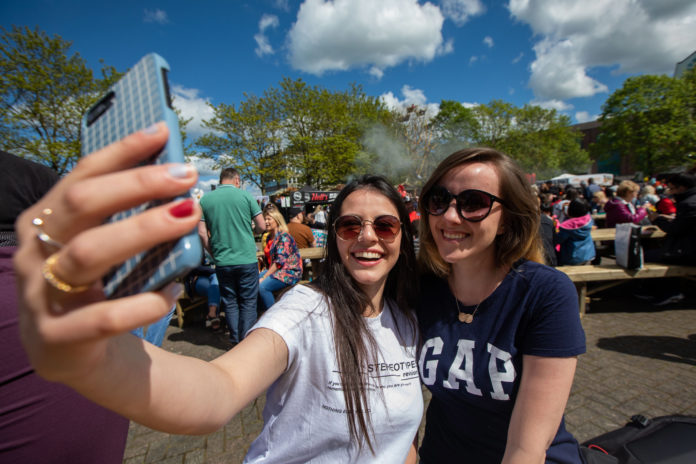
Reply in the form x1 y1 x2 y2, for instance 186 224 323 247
357 221 378 242
442 199 462 222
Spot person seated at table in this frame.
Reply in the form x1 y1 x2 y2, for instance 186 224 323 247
604 180 649 228
553 186 580 223
539 201 558 266
286 206 315 249
557 199 595 266
646 172 696 266
183 254 221 331
259 208 302 312
655 184 677 217
590 190 608 213
634 172 696 306
638 184 659 208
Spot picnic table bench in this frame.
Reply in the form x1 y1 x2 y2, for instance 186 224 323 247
590 226 665 242
556 262 696 316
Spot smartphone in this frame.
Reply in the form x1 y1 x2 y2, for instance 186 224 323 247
81 53 202 299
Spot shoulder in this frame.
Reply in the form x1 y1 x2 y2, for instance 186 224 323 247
259 285 327 325
277 231 295 244
511 260 574 294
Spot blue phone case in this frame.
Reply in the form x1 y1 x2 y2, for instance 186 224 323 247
81 53 202 299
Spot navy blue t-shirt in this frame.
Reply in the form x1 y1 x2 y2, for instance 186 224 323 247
418 260 586 463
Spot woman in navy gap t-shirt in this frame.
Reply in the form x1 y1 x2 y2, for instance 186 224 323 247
416 147 586 463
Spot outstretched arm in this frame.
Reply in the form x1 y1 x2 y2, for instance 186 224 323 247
14 123 287 434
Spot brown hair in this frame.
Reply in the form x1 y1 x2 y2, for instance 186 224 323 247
418 147 544 275
617 180 639 198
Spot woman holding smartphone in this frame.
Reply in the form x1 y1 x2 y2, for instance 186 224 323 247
416 148 586 463
13 123 422 463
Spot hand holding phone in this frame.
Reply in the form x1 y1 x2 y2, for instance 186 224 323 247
82 53 202 298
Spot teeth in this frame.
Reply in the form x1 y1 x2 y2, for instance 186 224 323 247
443 231 467 239
354 251 382 259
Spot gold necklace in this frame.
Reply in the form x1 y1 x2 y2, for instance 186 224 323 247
453 295 481 324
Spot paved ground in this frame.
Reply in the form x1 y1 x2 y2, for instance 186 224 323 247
122 279 696 463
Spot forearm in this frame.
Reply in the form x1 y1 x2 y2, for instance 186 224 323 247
502 356 577 464
65 334 239 434
262 262 279 279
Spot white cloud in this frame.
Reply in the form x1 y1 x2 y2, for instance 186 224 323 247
380 85 440 118
255 14 279 57
274 0 291 11
483 36 494 48
189 155 218 178
144 9 169 24
574 111 598 123
508 0 696 100
512 52 524 64
288 0 449 76
171 85 216 138
440 0 485 25
531 98 574 112
369 66 384 79
469 55 478 65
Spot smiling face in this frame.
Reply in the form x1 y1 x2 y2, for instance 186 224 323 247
428 161 504 268
336 188 402 299
264 214 278 233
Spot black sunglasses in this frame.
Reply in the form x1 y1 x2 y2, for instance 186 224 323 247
333 214 402 241
424 185 505 222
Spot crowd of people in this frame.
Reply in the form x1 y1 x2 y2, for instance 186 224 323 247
536 173 696 305
3 120 695 462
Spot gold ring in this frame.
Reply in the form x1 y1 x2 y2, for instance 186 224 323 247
32 208 64 249
42 253 90 293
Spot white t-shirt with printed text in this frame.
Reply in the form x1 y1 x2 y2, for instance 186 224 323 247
243 285 423 463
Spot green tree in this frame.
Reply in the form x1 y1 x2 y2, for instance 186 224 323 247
173 103 196 160
272 78 392 188
430 99 589 178
493 104 588 178
198 78 393 190
430 99 479 148
197 94 285 193
593 73 696 174
0 26 121 175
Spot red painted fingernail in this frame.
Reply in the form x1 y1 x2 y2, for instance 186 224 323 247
169 199 194 218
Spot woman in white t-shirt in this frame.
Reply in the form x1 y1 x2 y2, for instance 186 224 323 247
12 123 422 463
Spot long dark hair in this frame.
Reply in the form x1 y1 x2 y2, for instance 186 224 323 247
314 175 417 453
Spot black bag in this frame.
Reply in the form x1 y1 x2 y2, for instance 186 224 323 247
581 414 696 463
615 223 643 269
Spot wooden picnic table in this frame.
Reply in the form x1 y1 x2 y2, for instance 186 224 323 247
557 262 696 316
590 226 665 242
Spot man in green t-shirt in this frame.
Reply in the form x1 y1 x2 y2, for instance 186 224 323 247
199 168 266 345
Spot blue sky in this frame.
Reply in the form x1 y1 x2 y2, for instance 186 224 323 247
3 0 696 190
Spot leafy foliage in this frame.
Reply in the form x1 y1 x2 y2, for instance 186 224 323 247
0 26 121 174
593 72 696 174
197 78 392 190
430 100 589 179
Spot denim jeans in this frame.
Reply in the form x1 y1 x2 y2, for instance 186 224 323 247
258 271 289 313
194 272 220 310
131 304 175 347
216 262 259 343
